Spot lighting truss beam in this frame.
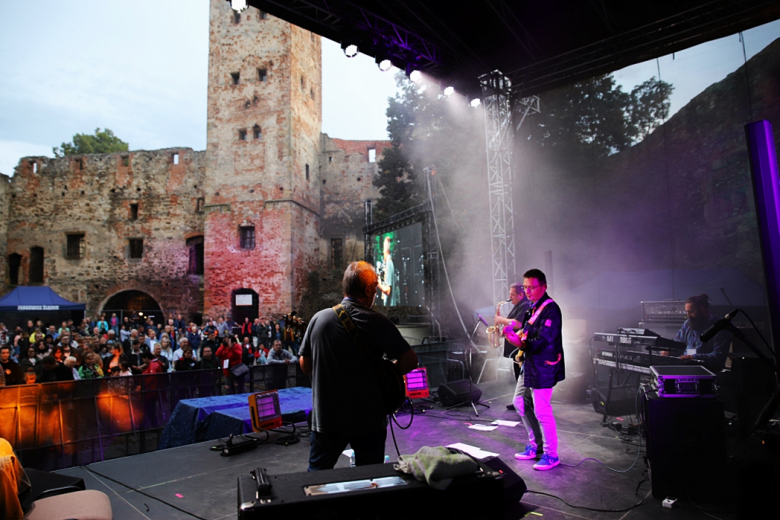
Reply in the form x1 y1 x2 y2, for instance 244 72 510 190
481 71 516 304
250 0 442 73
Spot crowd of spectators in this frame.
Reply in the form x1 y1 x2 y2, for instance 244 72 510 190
0 312 303 387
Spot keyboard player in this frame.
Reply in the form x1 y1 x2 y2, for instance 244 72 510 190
669 293 730 371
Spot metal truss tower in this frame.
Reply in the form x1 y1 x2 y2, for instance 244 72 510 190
481 70 539 303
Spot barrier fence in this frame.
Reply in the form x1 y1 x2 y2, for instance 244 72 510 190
0 364 309 471
0 340 467 471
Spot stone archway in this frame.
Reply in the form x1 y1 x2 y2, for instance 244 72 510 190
102 290 164 327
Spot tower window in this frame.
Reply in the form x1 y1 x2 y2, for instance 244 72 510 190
253 125 261 139
328 155 332 163
310 88 315 100
196 197 204 213
32 161 38 173
368 148 376 163
130 203 139 220
305 164 310 181
258 68 267 82
238 129 247 141
331 238 343 269
173 152 179 165
231 72 240 85
66 234 85 260
75 158 83 170
233 11 240 24
240 226 256 250
121 155 129 167
301 76 305 89
259 11 268 19
187 236 204 275
129 239 144 259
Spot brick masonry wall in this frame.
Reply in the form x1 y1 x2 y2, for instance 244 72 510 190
3 149 205 316
203 0 322 317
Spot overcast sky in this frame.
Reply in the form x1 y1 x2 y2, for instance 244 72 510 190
0 0 777 176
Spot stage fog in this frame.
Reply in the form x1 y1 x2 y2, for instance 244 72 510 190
385 33 779 369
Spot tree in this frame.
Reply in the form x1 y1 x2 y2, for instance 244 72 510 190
520 74 673 160
373 75 425 221
53 128 129 157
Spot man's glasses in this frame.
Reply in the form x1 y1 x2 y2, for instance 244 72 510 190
522 285 542 292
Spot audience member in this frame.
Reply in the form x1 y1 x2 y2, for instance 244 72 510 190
1 345 24 385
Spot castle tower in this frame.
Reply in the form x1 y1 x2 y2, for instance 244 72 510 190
204 0 322 318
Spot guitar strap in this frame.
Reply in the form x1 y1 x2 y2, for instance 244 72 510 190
332 304 376 362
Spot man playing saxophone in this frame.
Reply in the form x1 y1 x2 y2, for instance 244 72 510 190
493 282 530 409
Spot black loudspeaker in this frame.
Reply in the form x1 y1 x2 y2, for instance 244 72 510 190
238 461 504 519
482 456 527 507
591 362 641 416
438 379 482 406
643 392 728 502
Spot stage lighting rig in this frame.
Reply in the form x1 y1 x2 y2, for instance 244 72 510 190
341 42 359 58
377 56 393 72
409 70 422 83
443 86 455 96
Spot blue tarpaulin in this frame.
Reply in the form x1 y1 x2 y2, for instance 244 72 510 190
0 286 86 312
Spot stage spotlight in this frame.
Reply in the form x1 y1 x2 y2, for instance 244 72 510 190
341 43 359 58
470 98 481 107
443 86 455 96
377 57 393 72
409 70 422 83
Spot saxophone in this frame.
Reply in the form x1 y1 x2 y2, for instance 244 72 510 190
486 299 511 349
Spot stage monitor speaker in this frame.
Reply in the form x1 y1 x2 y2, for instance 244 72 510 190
591 363 641 416
482 456 527 508
643 392 728 503
237 461 504 519
438 379 482 406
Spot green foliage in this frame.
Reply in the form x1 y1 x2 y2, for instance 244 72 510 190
53 128 129 157
373 76 425 221
520 74 673 160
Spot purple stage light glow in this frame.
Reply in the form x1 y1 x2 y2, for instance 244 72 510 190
745 120 780 352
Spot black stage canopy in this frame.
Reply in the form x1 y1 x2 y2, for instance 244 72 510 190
249 0 780 97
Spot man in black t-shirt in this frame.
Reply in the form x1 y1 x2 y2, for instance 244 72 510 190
300 261 418 470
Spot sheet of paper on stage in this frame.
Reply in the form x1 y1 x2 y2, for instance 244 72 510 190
492 420 520 427
469 424 498 431
447 443 499 459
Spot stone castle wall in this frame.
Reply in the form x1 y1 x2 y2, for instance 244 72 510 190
2 149 206 315
0 1 388 321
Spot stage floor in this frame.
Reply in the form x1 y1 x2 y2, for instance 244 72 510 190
56 377 737 520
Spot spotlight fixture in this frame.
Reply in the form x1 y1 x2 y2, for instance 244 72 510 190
377 57 393 72
470 98 481 107
341 42 359 58
231 0 247 12
443 86 455 96
409 70 422 83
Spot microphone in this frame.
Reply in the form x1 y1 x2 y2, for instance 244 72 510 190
700 309 740 343
476 313 490 328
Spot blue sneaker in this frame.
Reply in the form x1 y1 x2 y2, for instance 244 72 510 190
514 445 537 460
533 454 560 470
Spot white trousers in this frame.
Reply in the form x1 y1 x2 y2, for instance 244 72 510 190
514 376 558 458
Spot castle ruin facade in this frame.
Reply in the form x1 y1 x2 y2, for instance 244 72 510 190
0 0 390 322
